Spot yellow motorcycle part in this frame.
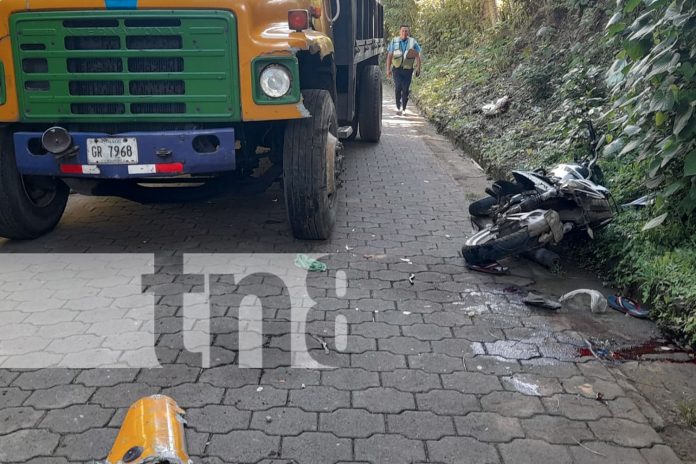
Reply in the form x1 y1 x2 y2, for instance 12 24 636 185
106 395 191 464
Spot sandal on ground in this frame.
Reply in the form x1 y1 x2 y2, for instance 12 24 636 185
607 295 650 319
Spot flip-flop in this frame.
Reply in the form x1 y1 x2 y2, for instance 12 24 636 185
467 262 509 275
607 295 650 319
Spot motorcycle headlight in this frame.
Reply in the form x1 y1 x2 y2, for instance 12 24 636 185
259 65 292 98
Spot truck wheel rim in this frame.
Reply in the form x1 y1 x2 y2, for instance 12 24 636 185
21 175 58 208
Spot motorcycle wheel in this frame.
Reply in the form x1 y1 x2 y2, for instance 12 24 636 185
462 228 539 265
469 196 498 218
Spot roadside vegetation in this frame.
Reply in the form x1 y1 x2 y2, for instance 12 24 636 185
382 0 696 345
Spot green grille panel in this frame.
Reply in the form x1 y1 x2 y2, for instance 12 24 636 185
11 10 240 122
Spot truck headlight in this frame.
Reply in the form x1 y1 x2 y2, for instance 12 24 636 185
259 65 292 98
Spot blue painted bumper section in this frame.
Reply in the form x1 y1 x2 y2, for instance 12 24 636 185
105 0 138 9
14 129 236 178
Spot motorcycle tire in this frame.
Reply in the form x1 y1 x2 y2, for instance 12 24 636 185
469 196 498 218
462 229 539 265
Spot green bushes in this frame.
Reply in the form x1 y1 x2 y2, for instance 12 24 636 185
597 0 696 344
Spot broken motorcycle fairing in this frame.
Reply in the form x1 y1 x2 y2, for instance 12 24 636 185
463 121 614 266
103 395 191 464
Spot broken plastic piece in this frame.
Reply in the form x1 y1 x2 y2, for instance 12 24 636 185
523 292 562 310
294 254 328 272
467 262 510 275
105 395 191 464
559 289 608 314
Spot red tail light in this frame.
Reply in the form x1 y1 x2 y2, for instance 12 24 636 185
288 10 309 32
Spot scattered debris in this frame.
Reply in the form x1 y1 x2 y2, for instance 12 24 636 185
400 258 413 264
595 392 605 402
294 254 327 272
364 254 387 260
345 245 354 251
481 95 511 117
560 289 608 314
622 194 655 208
256 387 264 393
574 439 606 457
403 311 412 315
523 292 562 310
309 334 330 354
467 262 510 275
265 416 273 423
408 273 416 285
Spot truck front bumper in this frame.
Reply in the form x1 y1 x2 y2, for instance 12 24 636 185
14 129 236 179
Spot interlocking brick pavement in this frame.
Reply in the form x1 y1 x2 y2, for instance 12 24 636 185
0 97 687 463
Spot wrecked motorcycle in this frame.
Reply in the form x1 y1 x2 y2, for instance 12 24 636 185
463 121 615 266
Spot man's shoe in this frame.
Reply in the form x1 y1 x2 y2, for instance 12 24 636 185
396 109 402 116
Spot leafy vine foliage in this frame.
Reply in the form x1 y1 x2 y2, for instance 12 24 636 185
605 0 696 225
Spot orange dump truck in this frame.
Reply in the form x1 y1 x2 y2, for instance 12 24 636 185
0 0 384 240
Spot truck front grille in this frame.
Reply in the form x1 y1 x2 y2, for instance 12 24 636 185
11 10 240 122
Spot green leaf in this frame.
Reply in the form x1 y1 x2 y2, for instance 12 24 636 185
620 138 643 155
685 149 696 176
655 111 669 126
607 12 624 27
662 179 685 197
649 156 663 177
678 183 696 213
606 58 629 86
679 62 696 80
649 87 675 113
607 22 627 36
604 138 626 156
625 39 650 60
660 140 683 167
674 103 694 135
642 213 668 231
646 51 681 79
623 125 642 136
625 0 642 13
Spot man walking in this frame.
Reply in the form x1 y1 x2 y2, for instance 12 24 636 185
386 25 422 116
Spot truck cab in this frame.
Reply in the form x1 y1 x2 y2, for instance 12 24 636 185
0 0 384 240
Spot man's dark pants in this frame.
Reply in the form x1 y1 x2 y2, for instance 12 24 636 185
393 67 414 111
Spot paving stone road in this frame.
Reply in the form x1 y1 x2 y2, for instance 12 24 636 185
0 96 686 463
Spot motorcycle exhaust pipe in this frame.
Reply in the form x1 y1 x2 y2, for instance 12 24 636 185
523 248 561 270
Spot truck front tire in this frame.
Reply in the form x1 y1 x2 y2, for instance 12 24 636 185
0 131 69 240
284 89 338 240
358 65 383 143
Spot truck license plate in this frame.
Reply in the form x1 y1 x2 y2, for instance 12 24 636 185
87 137 139 165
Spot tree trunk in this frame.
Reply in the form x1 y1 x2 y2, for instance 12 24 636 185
484 0 498 25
